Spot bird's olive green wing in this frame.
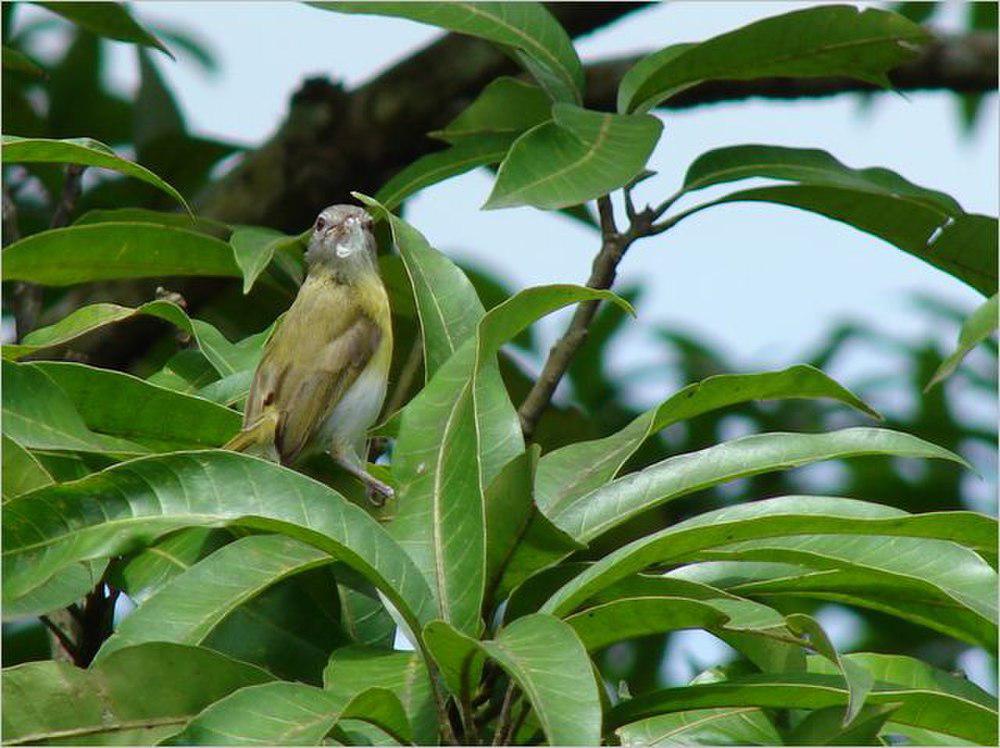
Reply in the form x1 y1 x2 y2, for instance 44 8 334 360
275 314 381 463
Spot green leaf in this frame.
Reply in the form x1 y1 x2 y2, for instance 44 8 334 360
618 6 928 113
3 300 192 361
615 707 782 746
928 293 998 388
375 134 513 211
431 76 551 144
1 222 239 286
74 207 231 238
542 496 992 619
358 195 485 380
1 136 189 211
422 619 488 699
611 670 996 744
2 360 148 456
677 532 997 649
314 2 584 103
109 527 235 603
692 187 995 296
165 682 411 746
30 361 240 451
785 704 899 745
425 614 602 745
230 226 308 294
36 1 173 57
481 614 602 746
97 534 330 658
544 427 966 543
1 435 53 500
565 595 783 652
2 451 436 639
2 46 44 77
1 643 273 745
484 103 663 210
536 365 879 518
323 646 438 745
389 283 629 633
1 559 106 621
784 613 873 725
680 144 963 216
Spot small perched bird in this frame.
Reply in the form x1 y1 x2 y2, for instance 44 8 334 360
225 204 394 501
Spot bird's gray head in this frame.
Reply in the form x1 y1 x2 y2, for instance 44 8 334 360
305 204 377 274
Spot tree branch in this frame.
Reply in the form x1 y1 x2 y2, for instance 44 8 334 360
196 3 651 230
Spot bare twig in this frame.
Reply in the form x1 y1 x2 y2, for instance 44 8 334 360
39 614 80 663
8 165 87 341
492 682 518 746
518 195 632 439
50 164 86 229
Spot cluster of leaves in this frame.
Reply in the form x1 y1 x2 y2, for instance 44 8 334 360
2 3 998 747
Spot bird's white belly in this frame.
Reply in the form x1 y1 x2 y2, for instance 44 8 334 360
314 361 388 461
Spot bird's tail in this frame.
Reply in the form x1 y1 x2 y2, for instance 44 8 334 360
224 410 281 462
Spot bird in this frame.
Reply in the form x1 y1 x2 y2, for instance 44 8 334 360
225 204 394 502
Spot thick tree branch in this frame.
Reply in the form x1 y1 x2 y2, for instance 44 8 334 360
196 3 651 229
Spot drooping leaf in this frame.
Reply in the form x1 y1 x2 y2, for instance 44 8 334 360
2 451 436 638
680 144 963 216
3 300 190 361
536 365 880 517
2 360 148 456
36 1 173 57
26 362 240 452
484 103 663 210
1 435 53 501
73 207 231 238
230 226 308 294
1 136 189 210
425 615 602 745
1 222 239 286
607 671 996 744
686 187 996 296
1 643 273 745
928 293 998 388
164 682 412 746
313 2 584 103
480 614 602 746
375 134 513 211
615 707 782 746
323 646 438 745
544 427 966 543
784 613 873 725
542 496 993 622
618 6 928 113
431 77 552 144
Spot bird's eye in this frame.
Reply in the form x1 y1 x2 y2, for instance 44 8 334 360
315 217 327 232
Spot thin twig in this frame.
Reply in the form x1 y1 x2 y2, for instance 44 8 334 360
50 164 86 230
506 701 530 745
39 615 79 663
517 195 630 439
492 682 518 746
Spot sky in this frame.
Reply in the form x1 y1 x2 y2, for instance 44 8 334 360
13 1 998 686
